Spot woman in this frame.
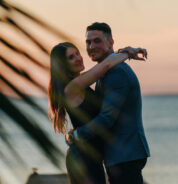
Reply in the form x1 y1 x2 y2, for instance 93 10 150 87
48 42 145 184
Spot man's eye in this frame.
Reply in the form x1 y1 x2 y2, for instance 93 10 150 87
86 41 91 45
94 39 101 43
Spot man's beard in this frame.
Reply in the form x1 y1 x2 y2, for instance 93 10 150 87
88 50 110 62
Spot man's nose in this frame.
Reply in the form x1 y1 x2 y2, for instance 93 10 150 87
89 42 96 49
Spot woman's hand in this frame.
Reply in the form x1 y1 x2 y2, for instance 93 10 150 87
65 129 75 146
118 46 147 61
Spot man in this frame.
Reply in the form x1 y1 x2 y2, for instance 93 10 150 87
69 22 150 184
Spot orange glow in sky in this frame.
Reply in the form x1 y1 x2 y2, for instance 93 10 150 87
1 0 178 96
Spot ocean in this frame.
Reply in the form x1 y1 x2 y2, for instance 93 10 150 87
0 95 178 184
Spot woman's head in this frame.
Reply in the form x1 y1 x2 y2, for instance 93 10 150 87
50 42 84 79
48 42 84 133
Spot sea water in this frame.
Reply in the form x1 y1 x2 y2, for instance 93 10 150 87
0 95 178 184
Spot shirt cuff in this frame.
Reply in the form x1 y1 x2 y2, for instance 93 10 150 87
73 130 80 141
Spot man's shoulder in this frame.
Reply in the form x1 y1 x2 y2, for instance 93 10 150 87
104 62 138 85
107 62 133 75
102 63 130 87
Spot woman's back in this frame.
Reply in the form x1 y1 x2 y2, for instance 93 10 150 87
66 87 104 157
66 87 106 184
67 87 102 129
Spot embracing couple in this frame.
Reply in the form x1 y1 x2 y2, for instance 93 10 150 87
48 22 150 184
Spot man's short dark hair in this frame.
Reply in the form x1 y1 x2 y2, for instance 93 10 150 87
86 22 112 39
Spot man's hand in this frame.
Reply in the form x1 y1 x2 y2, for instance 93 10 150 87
134 47 147 61
65 129 75 146
118 46 148 61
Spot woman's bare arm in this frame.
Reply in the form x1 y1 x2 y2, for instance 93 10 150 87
64 53 128 98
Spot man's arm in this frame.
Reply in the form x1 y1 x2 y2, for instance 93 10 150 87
75 66 130 141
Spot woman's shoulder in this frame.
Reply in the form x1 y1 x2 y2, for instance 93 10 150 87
64 88 86 108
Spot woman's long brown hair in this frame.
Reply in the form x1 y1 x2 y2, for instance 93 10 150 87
48 42 78 134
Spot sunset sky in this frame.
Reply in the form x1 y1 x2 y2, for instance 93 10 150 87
1 0 178 95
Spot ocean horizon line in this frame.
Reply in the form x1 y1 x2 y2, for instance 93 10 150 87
2 93 178 99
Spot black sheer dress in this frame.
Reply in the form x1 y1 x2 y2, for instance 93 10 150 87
66 87 106 184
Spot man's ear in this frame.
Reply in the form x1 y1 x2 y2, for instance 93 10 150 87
109 38 114 49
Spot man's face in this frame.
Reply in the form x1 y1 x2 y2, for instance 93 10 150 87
86 30 113 62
